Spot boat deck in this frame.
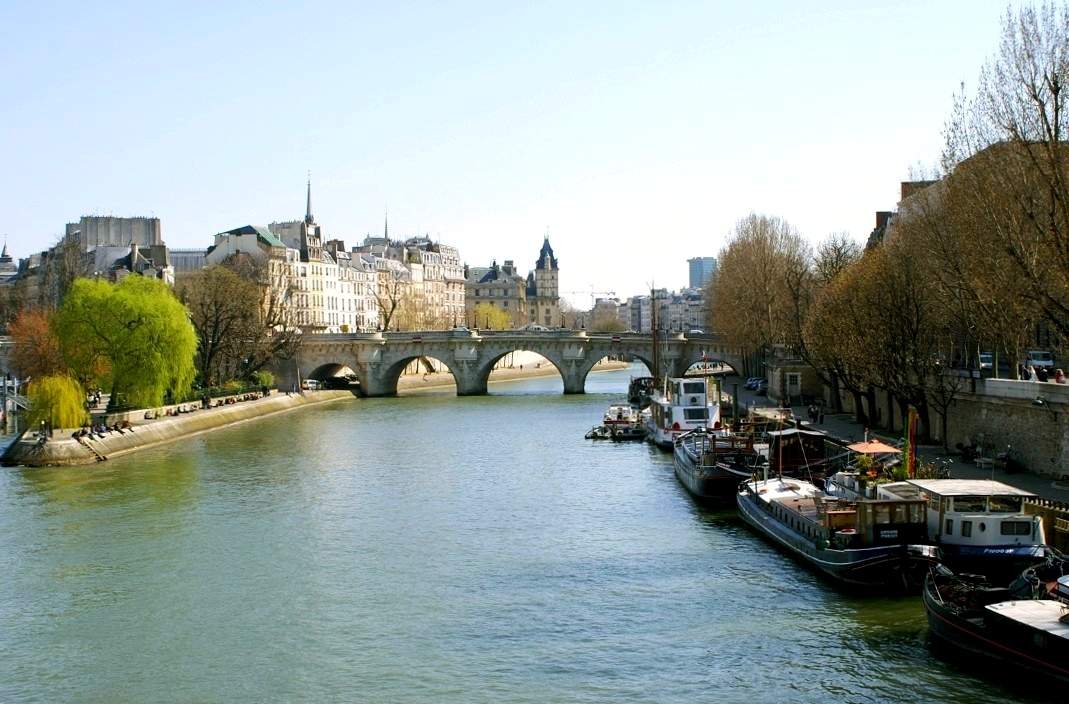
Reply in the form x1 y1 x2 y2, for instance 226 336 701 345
986 600 1069 640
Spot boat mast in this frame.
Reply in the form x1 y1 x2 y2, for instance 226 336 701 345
650 285 660 384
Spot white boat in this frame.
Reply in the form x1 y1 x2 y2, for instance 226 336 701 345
643 376 720 450
829 476 1050 581
603 403 639 426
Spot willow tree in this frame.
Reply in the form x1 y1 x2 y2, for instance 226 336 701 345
27 375 88 429
54 276 197 409
471 302 511 330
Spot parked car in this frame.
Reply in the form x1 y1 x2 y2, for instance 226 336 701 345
1026 349 1055 369
978 352 993 370
745 377 763 390
300 379 320 390
687 329 705 335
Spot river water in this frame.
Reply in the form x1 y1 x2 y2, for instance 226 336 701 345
0 365 1050 703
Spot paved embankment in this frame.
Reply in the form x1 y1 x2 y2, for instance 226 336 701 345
3 390 355 467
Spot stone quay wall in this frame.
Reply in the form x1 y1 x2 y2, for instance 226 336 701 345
3 390 354 467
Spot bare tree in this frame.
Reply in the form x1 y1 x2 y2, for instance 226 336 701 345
373 268 408 331
944 2 1069 341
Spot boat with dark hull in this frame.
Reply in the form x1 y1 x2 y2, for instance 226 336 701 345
736 477 941 592
923 567 1069 684
672 428 758 502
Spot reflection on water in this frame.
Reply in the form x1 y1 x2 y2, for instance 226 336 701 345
0 365 1049 703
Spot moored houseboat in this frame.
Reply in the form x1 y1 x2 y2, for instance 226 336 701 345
923 568 1069 684
644 376 720 450
736 477 940 591
872 479 1049 582
672 428 759 502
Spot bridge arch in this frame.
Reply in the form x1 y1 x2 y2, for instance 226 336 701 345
377 354 461 396
477 348 566 394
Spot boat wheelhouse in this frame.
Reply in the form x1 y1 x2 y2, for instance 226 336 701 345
737 477 940 591
761 427 831 478
875 479 1048 580
644 377 720 450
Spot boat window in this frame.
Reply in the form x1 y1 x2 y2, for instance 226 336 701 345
1000 521 1032 536
893 504 908 523
683 409 709 421
988 496 1022 513
910 504 923 523
961 520 973 537
875 506 891 524
945 519 953 535
683 382 705 395
953 496 986 513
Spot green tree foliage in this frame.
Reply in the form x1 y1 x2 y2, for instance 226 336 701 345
471 302 511 330
54 277 197 409
27 374 88 429
250 370 275 387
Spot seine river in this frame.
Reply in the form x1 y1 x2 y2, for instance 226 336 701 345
0 366 1051 702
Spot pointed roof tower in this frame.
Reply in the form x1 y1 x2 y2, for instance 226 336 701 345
536 234 557 270
384 207 389 240
304 176 314 225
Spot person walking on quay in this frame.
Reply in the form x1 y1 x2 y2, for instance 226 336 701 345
1056 369 1067 384
1028 365 1039 381
1038 366 1050 382
818 404 825 424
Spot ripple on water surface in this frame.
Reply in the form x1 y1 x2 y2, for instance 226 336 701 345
0 368 1055 702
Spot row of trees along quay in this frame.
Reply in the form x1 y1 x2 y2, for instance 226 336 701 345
10 258 288 430
707 3 1069 446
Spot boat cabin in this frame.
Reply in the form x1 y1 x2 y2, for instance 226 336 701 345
877 479 1045 551
603 403 637 425
679 428 757 467
764 428 828 477
648 377 720 437
760 481 928 549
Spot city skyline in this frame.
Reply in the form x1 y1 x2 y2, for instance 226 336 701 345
1 1 1011 300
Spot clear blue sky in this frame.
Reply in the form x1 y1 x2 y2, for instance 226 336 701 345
0 0 1012 305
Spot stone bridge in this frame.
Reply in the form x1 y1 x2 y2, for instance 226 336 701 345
283 330 745 396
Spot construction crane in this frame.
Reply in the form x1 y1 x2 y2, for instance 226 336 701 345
563 288 617 308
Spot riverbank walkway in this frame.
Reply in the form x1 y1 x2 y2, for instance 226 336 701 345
723 374 1069 502
795 406 1069 502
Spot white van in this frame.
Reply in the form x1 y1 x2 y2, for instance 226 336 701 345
1026 350 1054 369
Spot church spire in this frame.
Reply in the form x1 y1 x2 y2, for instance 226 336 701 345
304 174 313 225
384 207 389 240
